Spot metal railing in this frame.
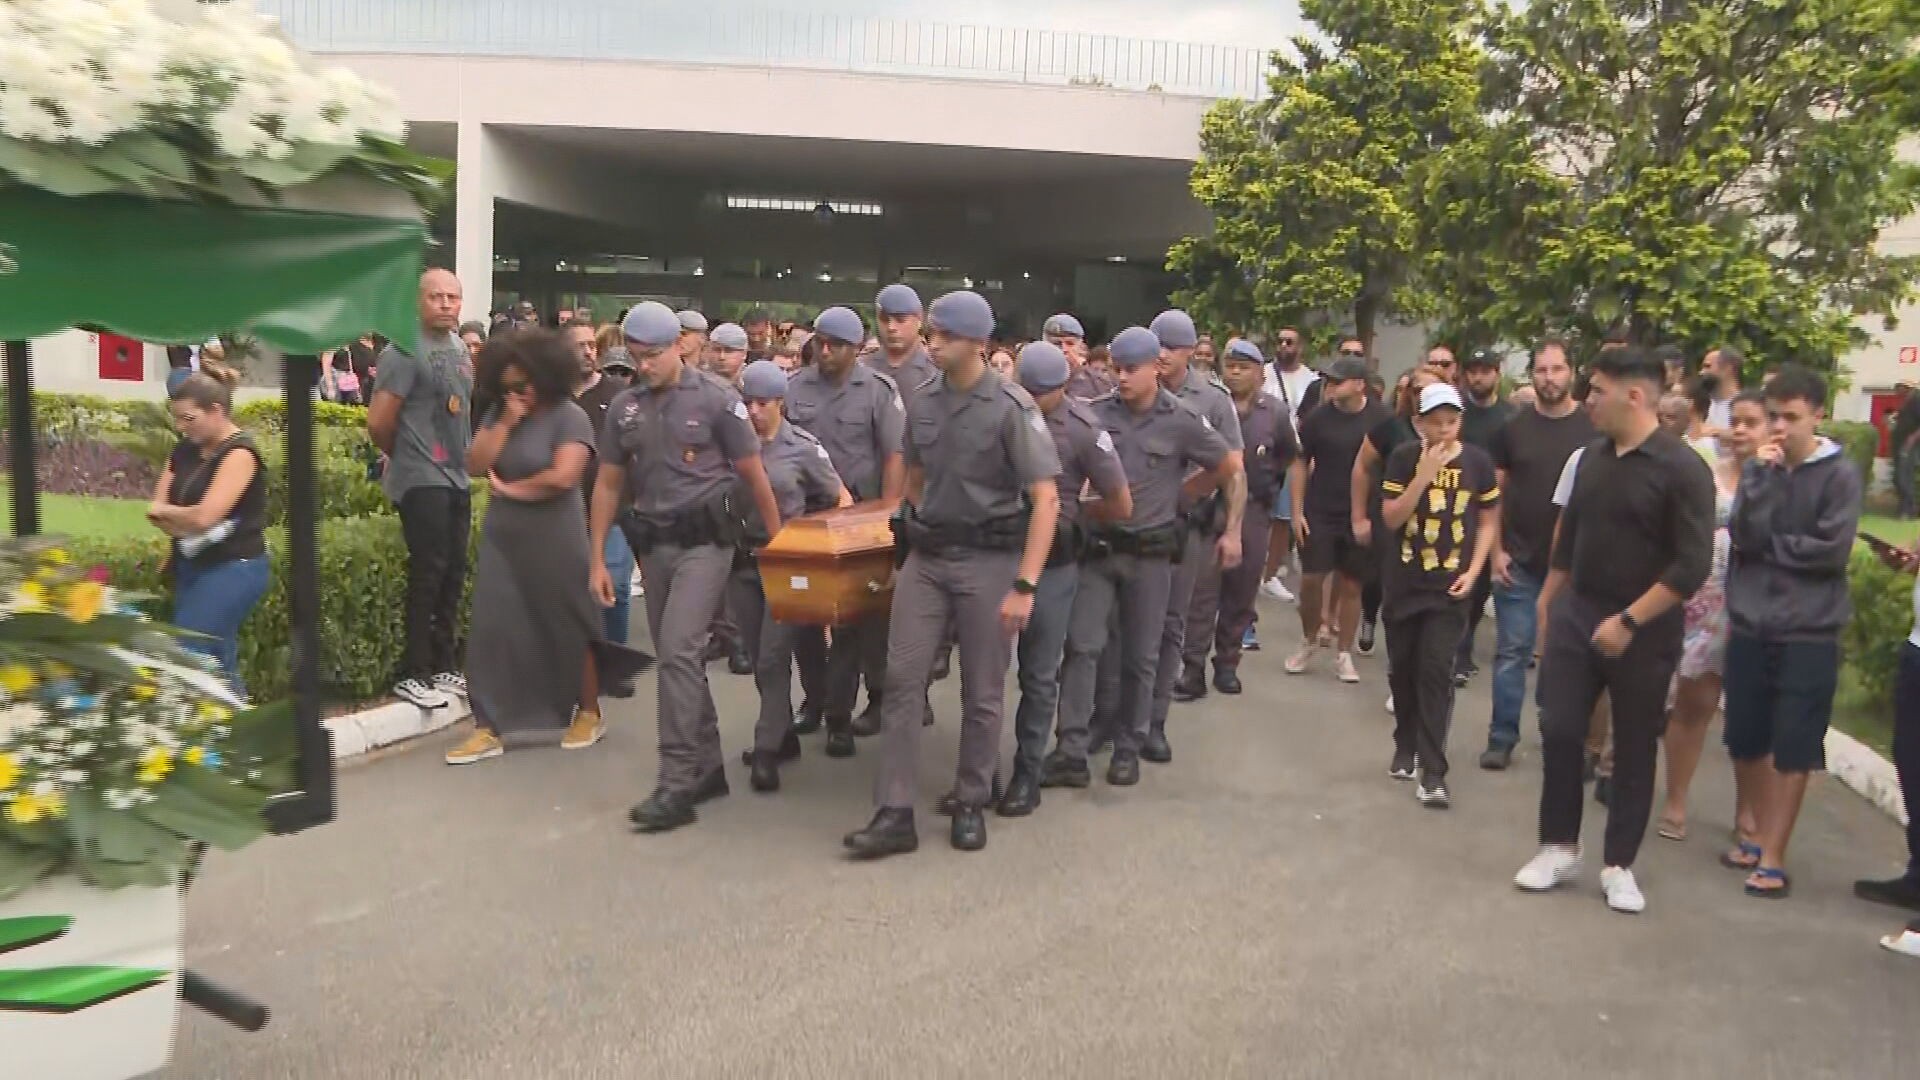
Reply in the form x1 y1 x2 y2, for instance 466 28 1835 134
256 0 1273 98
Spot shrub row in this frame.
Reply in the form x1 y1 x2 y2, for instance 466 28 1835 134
1821 420 1881 485
1841 545 1913 717
66 506 483 703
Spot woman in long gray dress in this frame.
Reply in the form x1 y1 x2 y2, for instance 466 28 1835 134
445 331 649 764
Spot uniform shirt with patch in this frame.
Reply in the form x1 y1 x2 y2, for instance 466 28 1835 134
1380 442 1501 617
783 363 905 501
1046 397 1130 524
862 343 940 418
1238 392 1300 506
1090 389 1231 532
905 368 1061 527
598 364 759 521
759 422 845 524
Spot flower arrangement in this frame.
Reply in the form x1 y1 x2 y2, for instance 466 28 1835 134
0 0 448 209
0 537 295 902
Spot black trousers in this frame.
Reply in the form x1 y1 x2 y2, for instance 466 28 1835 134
1896 642 1920 879
1385 603 1466 780
1453 572 1493 673
1537 591 1680 869
397 486 471 682
793 626 829 714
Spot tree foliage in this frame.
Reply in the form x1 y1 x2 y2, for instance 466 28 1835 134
1168 0 1490 356
1461 0 1920 368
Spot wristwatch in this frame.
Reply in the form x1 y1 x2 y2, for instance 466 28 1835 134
1013 577 1038 596
1619 611 1640 633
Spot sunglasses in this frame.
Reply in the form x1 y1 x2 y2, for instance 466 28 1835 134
502 379 530 395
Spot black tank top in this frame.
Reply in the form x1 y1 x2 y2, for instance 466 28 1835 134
166 434 268 564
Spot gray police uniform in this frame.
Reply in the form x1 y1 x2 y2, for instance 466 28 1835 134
600 364 761 795
1191 391 1298 675
1058 389 1229 762
784 362 906 733
1011 394 1128 778
877 368 1060 810
1065 363 1115 401
729 421 846 756
1156 363 1243 738
863 343 940 417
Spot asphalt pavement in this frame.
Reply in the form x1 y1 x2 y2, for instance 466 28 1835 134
168 602 1918 1079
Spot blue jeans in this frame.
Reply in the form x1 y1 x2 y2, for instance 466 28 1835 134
1488 563 1543 750
1012 562 1080 776
602 529 635 645
173 555 271 695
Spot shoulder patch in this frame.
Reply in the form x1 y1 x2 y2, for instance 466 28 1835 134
1200 415 1215 431
1029 412 1048 435
732 401 749 420
1095 430 1115 453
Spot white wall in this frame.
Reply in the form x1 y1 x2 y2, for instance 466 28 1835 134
25 330 280 403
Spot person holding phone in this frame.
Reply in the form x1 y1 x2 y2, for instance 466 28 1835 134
1856 531 1920 955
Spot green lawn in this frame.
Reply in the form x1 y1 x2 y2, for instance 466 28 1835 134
1858 512 1918 548
0 486 151 540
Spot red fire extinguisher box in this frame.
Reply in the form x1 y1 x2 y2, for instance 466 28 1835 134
97 332 144 381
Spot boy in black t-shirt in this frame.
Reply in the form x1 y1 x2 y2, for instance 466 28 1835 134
1379 383 1501 807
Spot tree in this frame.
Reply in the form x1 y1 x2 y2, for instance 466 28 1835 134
1168 0 1491 358
1467 0 1920 369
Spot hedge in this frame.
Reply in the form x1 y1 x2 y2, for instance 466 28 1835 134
1842 545 1914 716
65 505 483 703
233 398 371 433
1821 420 1881 484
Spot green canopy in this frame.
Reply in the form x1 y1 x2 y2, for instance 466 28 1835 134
0 185 424 354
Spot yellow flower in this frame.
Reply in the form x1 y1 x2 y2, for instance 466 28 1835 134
7 793 43 824
196 701 232 724
13 580 47 613
63 581 105 624
137 746 174 785
41 789 64 818
43 548 70 566
183 746 204 766
0 752 17 791
0 664 36 694
131 681 157 700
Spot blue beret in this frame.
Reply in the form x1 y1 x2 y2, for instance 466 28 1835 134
1109 326 1161 368
676 309 709 333
1043 313 1085 339
1016 341 1070 392
622 302 681 349
813 306 865 345
928 290 994 341
1223 337 1263 366
875 283 924 317
740 360 787 400
709 323 748 350
1150 309 1198 350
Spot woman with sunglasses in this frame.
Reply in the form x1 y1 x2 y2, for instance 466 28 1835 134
444 331 649 765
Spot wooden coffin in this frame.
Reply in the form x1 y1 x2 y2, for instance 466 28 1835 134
759 500 899 626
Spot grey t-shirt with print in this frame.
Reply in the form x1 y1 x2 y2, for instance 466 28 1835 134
373 329 473 502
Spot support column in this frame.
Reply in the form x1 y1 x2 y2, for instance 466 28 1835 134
454 117 496 325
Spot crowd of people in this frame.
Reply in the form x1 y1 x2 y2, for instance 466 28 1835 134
148 267 1919 952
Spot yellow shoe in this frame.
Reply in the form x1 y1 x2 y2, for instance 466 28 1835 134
561 709 604 751
445 728 502 765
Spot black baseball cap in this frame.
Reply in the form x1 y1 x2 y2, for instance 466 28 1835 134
1462 348 1499 369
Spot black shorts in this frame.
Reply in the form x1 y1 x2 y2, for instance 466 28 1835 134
1300 515 1376 582
1722 633 1838 772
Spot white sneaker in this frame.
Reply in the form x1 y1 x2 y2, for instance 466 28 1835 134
1514 846 1581 891
630 569 645 597
1880 928 1920 958
395 678 448 710
1600 866 1646 914
1333 652 1360 683
1261 576 1296 603
1284 643 1318 675
433 671 468 698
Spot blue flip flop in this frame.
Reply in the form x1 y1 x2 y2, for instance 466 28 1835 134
1745 866 1792 899
1720 841 1762 870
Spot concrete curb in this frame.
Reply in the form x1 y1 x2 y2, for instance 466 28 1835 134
324 696 469 760
1826 727 1909 826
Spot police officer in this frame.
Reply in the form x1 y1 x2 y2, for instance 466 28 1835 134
1195 338 1297 694
1046 313 1110 400
1045 327 1237 788
589 302 783 833
865 283 940 417
707 322 749 387
784 306 906 757
843 292 1062 858
728 360 851 792
677 309 710 371
1146 310 1245 761
706 321 754 674
998 341 1131 818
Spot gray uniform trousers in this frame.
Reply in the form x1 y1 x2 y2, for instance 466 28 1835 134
793 627 828 713
826 612 889 723
639 542 734 793
1150 529 1211 737
726 559 806 756
1057 553 1175 759
1211 501 1272 670
1010 561 1081 776
877 547 1021 809
1180 527 1225 674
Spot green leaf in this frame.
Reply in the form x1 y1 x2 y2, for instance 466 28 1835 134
0 835 58 903
113 132 195 183
136 775 266 851
0 140 120 197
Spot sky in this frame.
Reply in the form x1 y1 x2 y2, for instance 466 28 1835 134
761 1 1304 47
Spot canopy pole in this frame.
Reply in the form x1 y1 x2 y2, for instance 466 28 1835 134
3 340 37 536
267 353 335 833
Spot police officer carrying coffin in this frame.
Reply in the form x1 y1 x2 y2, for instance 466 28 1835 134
727 360 852 792
1197 338 1298 695
1146 310 1246 762
997 341 1133 818
1044 327 1238 789
783 306 906 757
843 292 1062 858
589 302 784 834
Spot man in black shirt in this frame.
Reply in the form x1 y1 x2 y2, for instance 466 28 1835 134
1480 340 1592 769
1892 381 1920 518
1287 355 1390 683
570 321 634 647
1514 346 1714 915
1453 349 1514 685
